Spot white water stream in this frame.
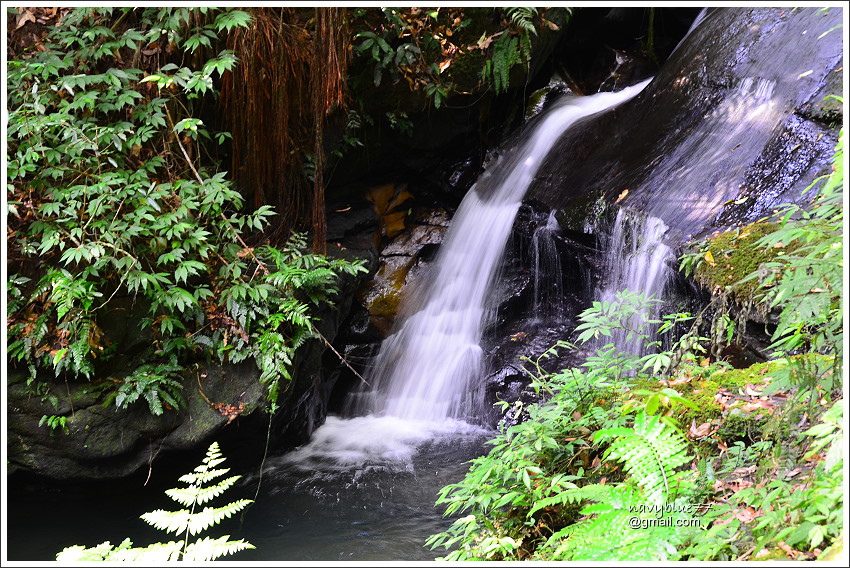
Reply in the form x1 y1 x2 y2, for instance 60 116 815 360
357 81 650 424
531 210 566 322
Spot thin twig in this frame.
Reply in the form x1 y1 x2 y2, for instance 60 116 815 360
310 320 369 386
164 106 269 275
144 435 168 487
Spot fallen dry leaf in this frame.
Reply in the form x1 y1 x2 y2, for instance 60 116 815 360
735 506 761 523
16 9 36 29
667 374 693 386
688 420 715 439
741 400 775 413
732 465 757 476
777 541 798 558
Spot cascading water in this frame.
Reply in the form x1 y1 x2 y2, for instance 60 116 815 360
593 75 781 352
351 80 651 425
531 210 566 322
596 209 673 355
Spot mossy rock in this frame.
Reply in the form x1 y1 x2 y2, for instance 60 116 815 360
631 357 817 449
692 221 801 302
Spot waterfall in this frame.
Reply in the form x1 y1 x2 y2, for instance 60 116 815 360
531 210 566 322
279 81 648 473
353 80 650 424
593 76 780 354
595 209 673 356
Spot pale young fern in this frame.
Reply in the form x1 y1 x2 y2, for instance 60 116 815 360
595 411 692 505
56 442 254 562
535 414 697 560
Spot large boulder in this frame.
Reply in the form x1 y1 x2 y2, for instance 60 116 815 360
6 268 367 482
530 6 843 242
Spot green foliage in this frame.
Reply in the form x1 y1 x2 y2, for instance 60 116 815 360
56 442 253 561
681 128 844 375
429 207 844 560
39 414 69 435
595 411 692 505
7 7 367 415
115 359 184 415
683 398 844 560
427 290 704 560
481 8 538 95
429 134 844 560
349 7 570 108
352 8 449 108
743 129 843 365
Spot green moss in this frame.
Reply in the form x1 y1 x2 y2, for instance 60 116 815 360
750 548 792 561
629 358 807 443
705 360 780 391
694 222 795 300
718 408 767 441
682 380 722 423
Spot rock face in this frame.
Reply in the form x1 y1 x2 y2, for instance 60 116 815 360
530 6 843 242
6 268 367 482
7 361 265 481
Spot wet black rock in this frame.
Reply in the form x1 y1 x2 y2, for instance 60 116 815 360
531 7 843 244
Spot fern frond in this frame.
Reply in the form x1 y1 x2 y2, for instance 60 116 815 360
56 541 125 561
57 441 254 561
144 388 164 415
506 7 538 35
528 483 611 517
183 535 255 561
109 540 184 562
595 412 691 504
178 466 229 487
166 475 240 507
187 500 253 535
540 485 685 561
140 509 192 535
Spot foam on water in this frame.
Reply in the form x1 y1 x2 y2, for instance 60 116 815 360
278 416 487 473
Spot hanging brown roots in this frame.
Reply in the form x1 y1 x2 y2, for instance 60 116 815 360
223 8 348 249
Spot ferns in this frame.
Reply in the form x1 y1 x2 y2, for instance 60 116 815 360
595 412 692 505
480 7 538 95
537 486 681 561
506 7 538 35
114 359 184 415
56 442 254 562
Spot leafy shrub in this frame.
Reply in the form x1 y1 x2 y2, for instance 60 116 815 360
427 291 703 560
56 442 254 561
6 7 367 414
